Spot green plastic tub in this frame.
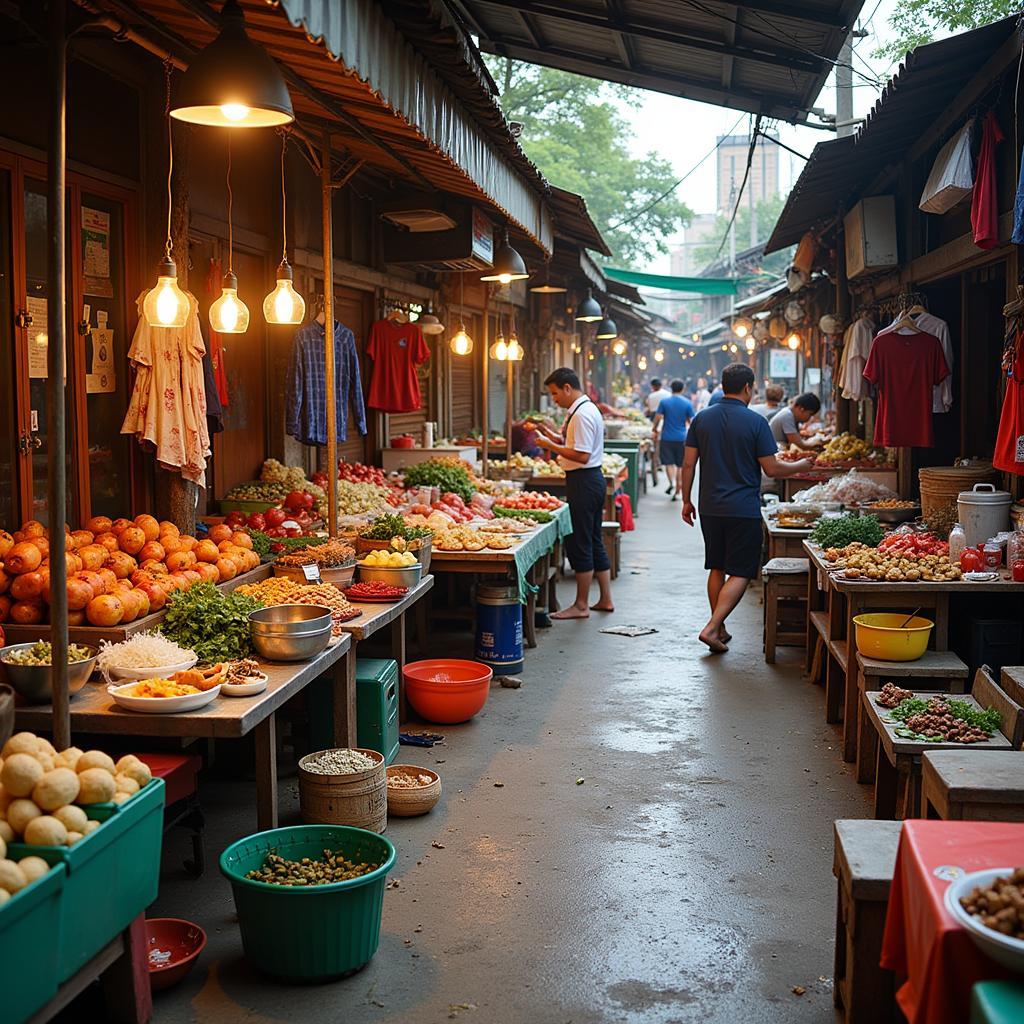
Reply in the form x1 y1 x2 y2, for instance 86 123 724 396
0 853 65 1023
8 777 165 981
220 825 396 981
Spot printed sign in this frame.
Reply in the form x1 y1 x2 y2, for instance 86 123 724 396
769 349 798 379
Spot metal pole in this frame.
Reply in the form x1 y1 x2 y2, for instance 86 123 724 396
48 0 69 751
481 287 489 479
505 357 513 462
321 127 338 537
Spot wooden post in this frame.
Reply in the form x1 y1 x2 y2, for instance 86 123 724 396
505 356 513 462
481 288 490 479
321 127 338 537
835 212 852 435
48 0 69 751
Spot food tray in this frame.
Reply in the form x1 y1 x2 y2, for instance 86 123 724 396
107 681 222 713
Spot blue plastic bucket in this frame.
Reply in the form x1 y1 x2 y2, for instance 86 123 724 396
475 584 523 674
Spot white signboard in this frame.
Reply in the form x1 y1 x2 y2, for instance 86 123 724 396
769 349 798 379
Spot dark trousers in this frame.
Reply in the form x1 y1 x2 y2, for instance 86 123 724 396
565 467 611 573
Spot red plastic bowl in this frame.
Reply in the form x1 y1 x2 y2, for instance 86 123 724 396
391 435 415 449
403 659 492 723
146 918 207 991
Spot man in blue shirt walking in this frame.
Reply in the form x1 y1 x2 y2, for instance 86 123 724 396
652 379 694 500
680 363 812 654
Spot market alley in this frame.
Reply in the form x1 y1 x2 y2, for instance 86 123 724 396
147 492 871 1024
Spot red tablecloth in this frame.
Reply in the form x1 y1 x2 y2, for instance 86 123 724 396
880 820 1022 1024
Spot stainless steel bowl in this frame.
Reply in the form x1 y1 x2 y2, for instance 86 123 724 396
249 605 333 662
356 562 423 588
0 644 98 704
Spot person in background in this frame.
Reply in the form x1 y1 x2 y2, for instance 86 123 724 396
645 378 672 420
708 383 725 406
652 379 694 499
679 363 813 653
529 368 613 618
771 392 823 450
692 377 711 412
749 384 784 419
510 418 544 458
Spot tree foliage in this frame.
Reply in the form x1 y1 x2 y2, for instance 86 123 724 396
875 0 1020 62
692 195 793 277
487 58 692 266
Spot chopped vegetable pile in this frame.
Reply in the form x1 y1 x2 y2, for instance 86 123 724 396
810 513 884 549
401 459 476 504
160 583 262 664
884 695 1002 743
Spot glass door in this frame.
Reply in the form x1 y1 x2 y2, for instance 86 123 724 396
0 166 19 529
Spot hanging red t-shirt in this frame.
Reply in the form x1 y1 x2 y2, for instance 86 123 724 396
971 111 1003 250
365 319 430 413
863 330 949 448
994 325 1024 474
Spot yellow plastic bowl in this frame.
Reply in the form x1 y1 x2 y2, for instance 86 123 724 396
853 613 934 662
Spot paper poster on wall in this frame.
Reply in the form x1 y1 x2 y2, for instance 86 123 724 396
86 310 116 393
26 296 49 378
82 206 113 297
769 349 798 379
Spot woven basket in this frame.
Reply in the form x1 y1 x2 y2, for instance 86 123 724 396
918 464 996 524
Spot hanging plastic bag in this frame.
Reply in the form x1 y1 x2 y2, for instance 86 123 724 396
919 119 975 214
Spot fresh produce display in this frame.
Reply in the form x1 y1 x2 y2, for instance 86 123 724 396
493 506 553 524
494 491 563 512
223 481 291 505
434 526 521 552
876 682 914 708
160 583 263 664
881 694 1001 743
401 459 476 504
359 515 432 544
334 479 395 516
487 454 546 474
877 532 948 557
810 513 884 549
532 461 565 478
478 519 534 534
234 578 361 626
3 641 93 665
823 542 962 582
814 433 894 467
343 581 408 601
331 461 387 487
360 550 419 567
96 633 195 675
959 868 1024 939
276 540 355 569
602 453 627 476
245 847 380 887
0 733 151 850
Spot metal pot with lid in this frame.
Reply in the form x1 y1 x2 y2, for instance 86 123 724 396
957 483 1012 547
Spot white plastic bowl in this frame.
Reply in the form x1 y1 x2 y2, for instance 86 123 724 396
107 681 220 714
101 656 198 684
944 868 1024 974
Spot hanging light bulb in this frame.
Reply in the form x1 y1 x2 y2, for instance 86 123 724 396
480 228 529 283
732 316 753 339
691 332 700 342
612 338 627 356
588 350 595 361
575 289 602 322
144 64 189 329
637 354 648 370
449 273 473 354
729 343 738 353
489 336 509 361
720 344 729 352
595 315 618 340
689 349 696 357
653 347 665 363
264 135 305 325
210 138 249 334
786 331 802 351
745 336 756 353
171 0 294 128
507 336 524 362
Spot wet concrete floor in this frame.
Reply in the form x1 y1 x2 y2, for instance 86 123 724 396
147 490 872 1023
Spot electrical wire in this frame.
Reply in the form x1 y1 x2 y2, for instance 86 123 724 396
714 114 761 259
279 132 288 262
163 60 173 259
766 133 809 162
226 136 233 274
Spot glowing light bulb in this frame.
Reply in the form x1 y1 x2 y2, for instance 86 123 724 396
263 261 306 325
612 339 627 356
786 332 801 351
209 272 250 334
653 347 664 362
507 338 524 361
745 337 756 353
450 328 473 355
142 258 189 328
490 337 509 361
498 273 512 285
220 103 250 123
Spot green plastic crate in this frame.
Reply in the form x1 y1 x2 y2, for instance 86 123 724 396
9 777 165 981
356 659 400 766
0 854 65 1023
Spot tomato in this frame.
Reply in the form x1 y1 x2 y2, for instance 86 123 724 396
264 507 287 528
247 512 266 531
960 548 984 572
285 526 303 537
225 511 246 529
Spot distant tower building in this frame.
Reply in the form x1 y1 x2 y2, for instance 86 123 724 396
716 132 780 214
669 213 719 276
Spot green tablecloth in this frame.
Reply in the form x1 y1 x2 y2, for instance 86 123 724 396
510 511 572 604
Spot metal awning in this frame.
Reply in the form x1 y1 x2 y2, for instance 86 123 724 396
548 186 612 256
448 0 866 123
765 15 1021 252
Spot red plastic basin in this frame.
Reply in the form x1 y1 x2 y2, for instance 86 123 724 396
403 659 492 724
146 918 207 991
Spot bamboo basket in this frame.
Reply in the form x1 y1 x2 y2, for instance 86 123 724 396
385 765 441 817
918 464 996 524
298 748 387 833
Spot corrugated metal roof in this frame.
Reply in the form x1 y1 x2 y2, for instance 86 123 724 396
766 16 1021 253
548 186 612 256
449 0 866 123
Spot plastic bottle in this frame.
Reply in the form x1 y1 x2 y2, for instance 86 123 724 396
948 522 966 565
1009 529 1024 581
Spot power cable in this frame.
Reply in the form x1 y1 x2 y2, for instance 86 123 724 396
714 114 762 258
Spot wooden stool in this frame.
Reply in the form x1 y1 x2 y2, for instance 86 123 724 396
855 651 970 782
922 750 1024 821
833 819 901 1024
761 558 808 664
1000 666 1024 706
601 521 621 579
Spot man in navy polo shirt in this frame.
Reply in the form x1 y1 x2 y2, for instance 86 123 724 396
680 363 813 654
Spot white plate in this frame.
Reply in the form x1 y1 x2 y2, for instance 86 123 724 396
944 867 1024 973
963 571 1000 582
107 681 221 713
221 673 269 697
102 656 198 684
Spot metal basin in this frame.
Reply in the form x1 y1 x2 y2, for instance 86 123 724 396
356 562 423 588
249 605 333 662
0 643 98 704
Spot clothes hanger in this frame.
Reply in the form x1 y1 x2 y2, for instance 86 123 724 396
892 310 923 332
1003 285 1024 318
387 307 409 324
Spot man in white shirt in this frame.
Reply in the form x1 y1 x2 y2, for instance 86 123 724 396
692 377 711 412
645 379 672 420
529 367 613 619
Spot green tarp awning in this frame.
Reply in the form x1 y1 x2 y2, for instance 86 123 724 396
604 267 739 295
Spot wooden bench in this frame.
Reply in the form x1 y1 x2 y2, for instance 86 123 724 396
602 521 621 579
833 819 902 1024
761 558 809 664
855 650 970 783
922 750 1024 822
862 667 1022 820
1000 666 1024 706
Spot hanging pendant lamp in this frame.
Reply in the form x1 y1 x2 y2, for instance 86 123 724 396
449 274 473 355
480 227 529 284
171 0 294 129
595 315 618 340
143 63 189 328
507 318 523 362
210 139 250 334
489 318 509 361
263 134 305 325
530 260 566 294
419 312 445 335
575 289 602 323
612 339 627 356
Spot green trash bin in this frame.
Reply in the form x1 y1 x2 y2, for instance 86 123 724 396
604 440 640 515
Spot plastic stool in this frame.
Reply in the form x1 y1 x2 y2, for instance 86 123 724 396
137 753 205 877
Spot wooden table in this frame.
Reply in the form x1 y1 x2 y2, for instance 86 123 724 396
760 508 812 559
804 541 1024 763
861 689 1011 819
15 635 353 832
782 467 897 502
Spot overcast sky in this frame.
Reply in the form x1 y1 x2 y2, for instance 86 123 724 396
613 0 917 271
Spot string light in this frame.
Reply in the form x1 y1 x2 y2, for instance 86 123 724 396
263 133 305 324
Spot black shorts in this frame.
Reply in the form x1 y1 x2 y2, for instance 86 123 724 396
700 515 762 579
564 467 611 574
659 440 686 466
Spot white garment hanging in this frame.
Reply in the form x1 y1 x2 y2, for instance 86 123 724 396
840 317 875 401
884 311 953 413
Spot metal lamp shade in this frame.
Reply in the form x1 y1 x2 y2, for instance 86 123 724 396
480 234 529 283
418 313 445 335
171 1 294 128
595 316 618 339
575 291 602 322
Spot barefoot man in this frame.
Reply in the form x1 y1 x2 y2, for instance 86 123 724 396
679 363 812 653
530 367 613 619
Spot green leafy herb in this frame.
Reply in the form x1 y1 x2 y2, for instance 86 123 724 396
160 583 263 664
494 506 553 523
248 531 329 557
810 513 884 549
944 699 1003 733
402 460 475 503
360 514 432 542
888 697 929 722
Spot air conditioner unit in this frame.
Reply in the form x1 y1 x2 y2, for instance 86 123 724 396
844 196 898 279
382 203 494 271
